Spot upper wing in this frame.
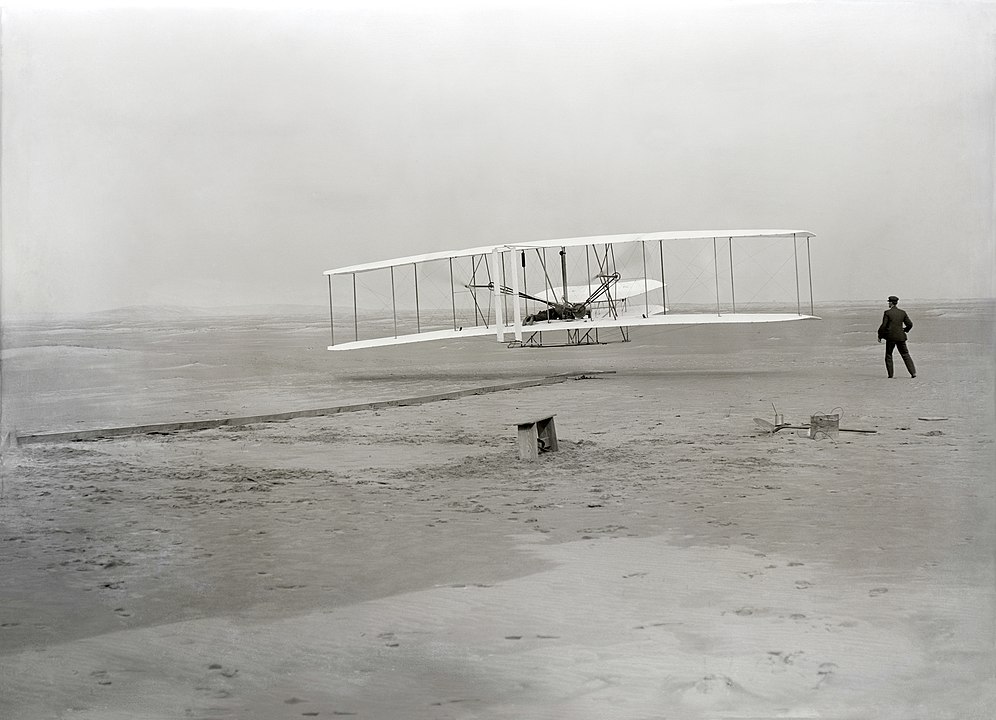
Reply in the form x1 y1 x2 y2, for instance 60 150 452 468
324 229 815 276
324 243 502 276
508 229 814 252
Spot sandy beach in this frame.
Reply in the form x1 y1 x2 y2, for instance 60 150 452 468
1 301 993 719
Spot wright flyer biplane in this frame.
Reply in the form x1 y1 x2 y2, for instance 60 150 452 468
324 230 818 351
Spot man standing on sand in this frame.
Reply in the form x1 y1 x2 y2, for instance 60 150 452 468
877 295 917 378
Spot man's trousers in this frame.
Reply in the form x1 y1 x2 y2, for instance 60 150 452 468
885 340 916 378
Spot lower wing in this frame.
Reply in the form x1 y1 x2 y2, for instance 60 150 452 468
328 313 818 351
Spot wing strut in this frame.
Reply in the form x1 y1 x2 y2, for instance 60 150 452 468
560 247 569 303
713 237 721 315
642 241 650 317
413 263 421 333
467 254 491 327
448 258 457 331
794 233 801 315
806 235 814 316
490 249 504 342
391 266 398 337
659 239 668 315
352 273 358 341
327 275 335 346
729 237 736 314
510 250 523 341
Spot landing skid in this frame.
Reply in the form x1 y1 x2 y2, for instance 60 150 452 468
507 326 630 348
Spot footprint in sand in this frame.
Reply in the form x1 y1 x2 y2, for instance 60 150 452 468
194 685 231 699
90 670 112 686
677 674 754 705
815 661 838 687
730 607 765 617
207 663 238 677
766 650 803 669
195 663 239 699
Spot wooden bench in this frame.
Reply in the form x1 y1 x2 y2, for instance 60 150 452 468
516 414 559 461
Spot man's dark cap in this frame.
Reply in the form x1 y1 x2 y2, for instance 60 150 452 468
888 295 899 303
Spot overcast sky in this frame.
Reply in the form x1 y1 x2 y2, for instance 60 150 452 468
2 0 993 315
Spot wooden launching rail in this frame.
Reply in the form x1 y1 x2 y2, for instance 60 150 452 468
7 372 613 446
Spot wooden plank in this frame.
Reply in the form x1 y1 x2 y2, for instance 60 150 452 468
517 423 539 461
536 416 559 452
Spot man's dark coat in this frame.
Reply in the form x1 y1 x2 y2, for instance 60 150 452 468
878 306 913 342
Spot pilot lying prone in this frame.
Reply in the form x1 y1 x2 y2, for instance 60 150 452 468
523 303 591 325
